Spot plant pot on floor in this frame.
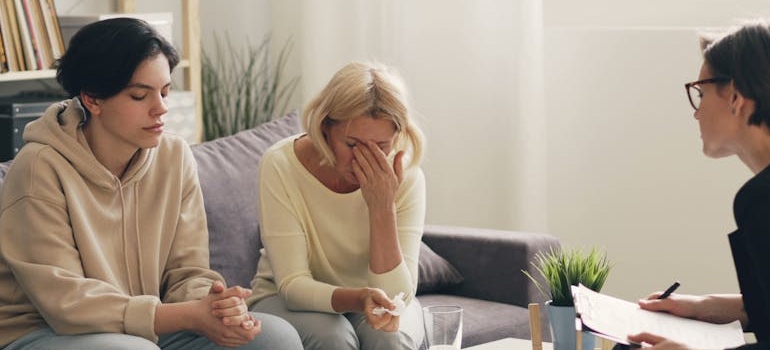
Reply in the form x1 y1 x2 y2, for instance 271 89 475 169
545 301 595 350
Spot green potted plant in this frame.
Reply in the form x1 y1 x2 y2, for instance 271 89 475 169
523 246 611 350
201 33 300 141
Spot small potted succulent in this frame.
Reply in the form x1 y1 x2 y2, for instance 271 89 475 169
523 246 611 350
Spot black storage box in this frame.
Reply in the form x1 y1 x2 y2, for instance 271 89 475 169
0 97 59 162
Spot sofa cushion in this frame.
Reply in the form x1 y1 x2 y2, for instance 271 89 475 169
418 241 463 294
192 111 302 288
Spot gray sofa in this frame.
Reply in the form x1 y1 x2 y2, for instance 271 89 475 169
0 111 560 348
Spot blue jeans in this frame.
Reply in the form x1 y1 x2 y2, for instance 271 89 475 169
3 312 302 350
251 295 423 350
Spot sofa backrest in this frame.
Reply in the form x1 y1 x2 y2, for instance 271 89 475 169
0 113 459 293
191 112 301 288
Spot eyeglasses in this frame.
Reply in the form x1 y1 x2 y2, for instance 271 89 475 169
684 76 731 110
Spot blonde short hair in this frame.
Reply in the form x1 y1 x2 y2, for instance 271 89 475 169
303 61 425 167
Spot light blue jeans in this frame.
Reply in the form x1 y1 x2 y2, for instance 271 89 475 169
2 312 302 350
251 295 424 350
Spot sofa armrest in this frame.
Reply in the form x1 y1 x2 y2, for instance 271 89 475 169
421 224 560 307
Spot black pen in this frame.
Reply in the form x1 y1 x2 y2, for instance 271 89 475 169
658 281 680 299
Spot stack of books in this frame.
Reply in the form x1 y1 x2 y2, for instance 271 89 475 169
0 0 65 73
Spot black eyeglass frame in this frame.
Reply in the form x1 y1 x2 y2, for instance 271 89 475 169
684 76 731 110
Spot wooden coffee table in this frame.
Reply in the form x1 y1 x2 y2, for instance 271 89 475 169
464 337 614 350
464 337 553 350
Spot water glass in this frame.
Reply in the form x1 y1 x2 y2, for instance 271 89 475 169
423 305 463 350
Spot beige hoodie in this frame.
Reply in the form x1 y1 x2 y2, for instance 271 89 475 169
0 99 222 347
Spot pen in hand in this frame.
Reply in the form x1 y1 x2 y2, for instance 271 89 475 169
658 281 680 299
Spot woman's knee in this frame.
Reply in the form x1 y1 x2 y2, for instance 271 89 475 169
80 334 160 350
275 311 357 350
5 328 159 350
249 312 303 350
251 295 357 350
298 314 357 350
357 325 416 350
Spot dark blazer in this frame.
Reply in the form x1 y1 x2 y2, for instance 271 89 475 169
730 164 770 350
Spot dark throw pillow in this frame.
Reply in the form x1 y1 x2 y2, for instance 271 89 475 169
417 241 464 294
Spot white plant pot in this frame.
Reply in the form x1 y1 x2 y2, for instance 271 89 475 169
545 300 595 350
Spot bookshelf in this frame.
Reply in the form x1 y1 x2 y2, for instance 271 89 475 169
0 0 203 141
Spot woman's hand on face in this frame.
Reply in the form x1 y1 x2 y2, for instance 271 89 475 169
361 287 400 332
352 141 404 211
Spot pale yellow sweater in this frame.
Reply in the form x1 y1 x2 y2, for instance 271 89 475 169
248 135 426 312
0 99 222 347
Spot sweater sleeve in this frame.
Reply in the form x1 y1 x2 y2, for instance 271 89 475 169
259 143 427 311
367 166 426 304
0 158 160 341
258 147 339 312
160 144 223 303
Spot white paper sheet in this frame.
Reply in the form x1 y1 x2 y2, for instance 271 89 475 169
572 285 745 349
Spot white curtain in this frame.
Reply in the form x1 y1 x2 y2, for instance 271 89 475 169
271 0 548 232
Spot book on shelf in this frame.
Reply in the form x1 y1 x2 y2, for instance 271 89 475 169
3 0 25 71
13 0 37 70
0 26 6 72
39 0 62 60
19 0 43 70
28 0 50 69
0 0 18 71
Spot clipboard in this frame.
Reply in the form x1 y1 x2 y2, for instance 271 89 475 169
572 285 745 349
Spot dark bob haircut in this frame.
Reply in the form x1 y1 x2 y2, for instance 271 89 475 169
55 17 180 99
701 21 770 127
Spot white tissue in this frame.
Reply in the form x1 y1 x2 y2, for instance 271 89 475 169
372 292 406 316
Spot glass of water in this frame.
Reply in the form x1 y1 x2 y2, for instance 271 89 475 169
423 305 463 350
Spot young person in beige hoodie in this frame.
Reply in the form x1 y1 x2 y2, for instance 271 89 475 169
0 18 301 350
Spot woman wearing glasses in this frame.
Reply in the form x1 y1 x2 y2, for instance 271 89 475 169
627 21 770 350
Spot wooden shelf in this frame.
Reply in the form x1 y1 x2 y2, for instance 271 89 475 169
0 59 192 83
0 70 56 81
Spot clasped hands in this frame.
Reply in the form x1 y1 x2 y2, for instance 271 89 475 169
203 280 260 347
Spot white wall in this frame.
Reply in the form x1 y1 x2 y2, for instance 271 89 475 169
543 0 770 300
545 27 747 298
398 1 548 233
270 0 550 233
209 0 770 300
267 0 770 301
